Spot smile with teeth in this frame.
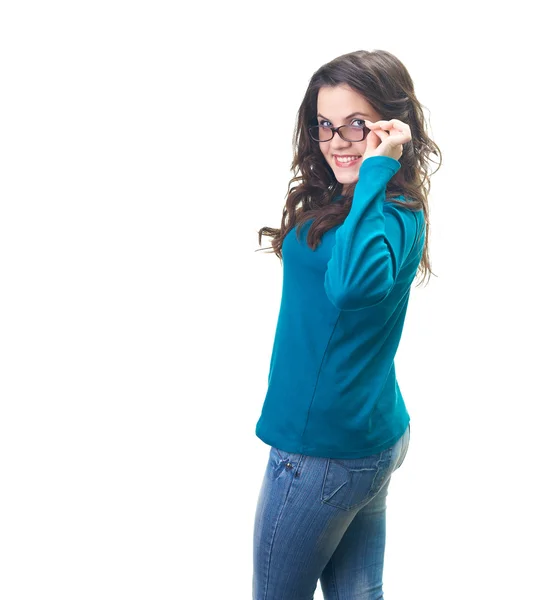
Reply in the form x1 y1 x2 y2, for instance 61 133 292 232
334 155 361 167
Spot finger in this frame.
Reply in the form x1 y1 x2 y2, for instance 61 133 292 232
366 119 411 137
387 119 411 132
364 119 391 130
379 125 411 146
385 120 412 139
366 129 382 151
373 128 390 141
365 128 388 145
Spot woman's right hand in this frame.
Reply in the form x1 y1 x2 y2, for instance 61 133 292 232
362 119 411 163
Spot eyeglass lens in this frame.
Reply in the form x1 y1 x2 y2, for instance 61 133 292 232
310 125 366 142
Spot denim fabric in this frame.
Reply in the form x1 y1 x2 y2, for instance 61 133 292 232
253 423 410 600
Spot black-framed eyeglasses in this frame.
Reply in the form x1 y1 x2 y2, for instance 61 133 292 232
308 124 371 143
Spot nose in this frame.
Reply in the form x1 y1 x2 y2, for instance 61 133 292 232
330 129 353 151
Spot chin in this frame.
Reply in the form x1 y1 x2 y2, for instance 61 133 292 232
338 176 359 187
340 177 359 195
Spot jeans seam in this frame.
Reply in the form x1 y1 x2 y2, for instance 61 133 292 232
328 559 340 600
260 488 289 600
260 453 299 599
334 558 341 600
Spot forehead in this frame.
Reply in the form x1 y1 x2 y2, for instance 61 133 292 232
317 84 375 119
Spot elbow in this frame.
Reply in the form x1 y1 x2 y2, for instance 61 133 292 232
324 279 394 311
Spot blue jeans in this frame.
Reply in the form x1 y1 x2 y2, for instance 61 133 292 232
253 423 410 600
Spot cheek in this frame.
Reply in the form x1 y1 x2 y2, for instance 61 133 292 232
355 141 367 154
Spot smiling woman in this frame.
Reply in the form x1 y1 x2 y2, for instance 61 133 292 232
315 85 382 193
251 49 442 600
257 49 441 287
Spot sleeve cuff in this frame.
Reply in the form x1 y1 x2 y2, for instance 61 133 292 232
360 155 401 176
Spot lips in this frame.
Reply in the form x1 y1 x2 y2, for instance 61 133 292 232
334 155 361 168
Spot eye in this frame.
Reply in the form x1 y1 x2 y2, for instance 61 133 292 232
319 120 331 127
350 118 365 128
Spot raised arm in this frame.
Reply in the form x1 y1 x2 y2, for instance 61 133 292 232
324 155 423 311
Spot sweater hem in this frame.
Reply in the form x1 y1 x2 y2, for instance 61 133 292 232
255 418 410 459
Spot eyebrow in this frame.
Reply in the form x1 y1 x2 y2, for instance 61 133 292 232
317 111 371 121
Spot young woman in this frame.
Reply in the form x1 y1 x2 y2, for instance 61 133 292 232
252 50 442 599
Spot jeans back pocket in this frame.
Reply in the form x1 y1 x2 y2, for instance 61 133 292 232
321 449 393 511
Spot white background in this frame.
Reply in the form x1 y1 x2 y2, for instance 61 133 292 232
1 1 535 598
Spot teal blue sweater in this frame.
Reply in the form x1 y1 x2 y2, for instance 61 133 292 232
255 155 425 458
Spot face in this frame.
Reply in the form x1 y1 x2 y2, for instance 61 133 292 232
316 85 382 194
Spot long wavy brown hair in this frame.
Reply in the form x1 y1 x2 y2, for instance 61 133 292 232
256 49 442 286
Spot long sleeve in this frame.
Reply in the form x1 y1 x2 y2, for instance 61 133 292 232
324 155 422 311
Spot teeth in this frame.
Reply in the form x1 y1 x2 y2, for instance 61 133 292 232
335 156 360 163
